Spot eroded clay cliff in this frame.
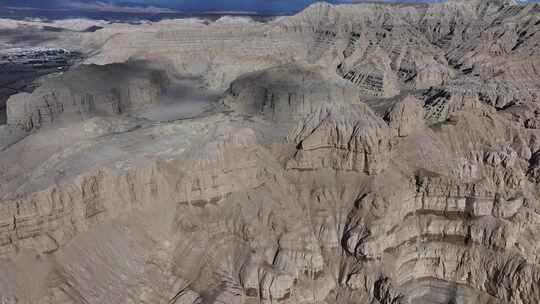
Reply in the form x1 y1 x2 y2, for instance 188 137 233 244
1 0 540 303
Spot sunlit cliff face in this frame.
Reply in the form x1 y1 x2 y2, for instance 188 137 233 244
1 0 540 303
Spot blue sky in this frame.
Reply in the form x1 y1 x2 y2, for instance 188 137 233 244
0 0 536 14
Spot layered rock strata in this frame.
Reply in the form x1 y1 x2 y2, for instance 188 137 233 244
1 0 540 303
6 63 167 131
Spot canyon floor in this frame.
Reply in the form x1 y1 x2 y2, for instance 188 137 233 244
1 0 540 303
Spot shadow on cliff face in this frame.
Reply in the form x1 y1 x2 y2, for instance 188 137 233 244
132 70 223 122
0 105 5 125
0 87 10 125
0 58 222 126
